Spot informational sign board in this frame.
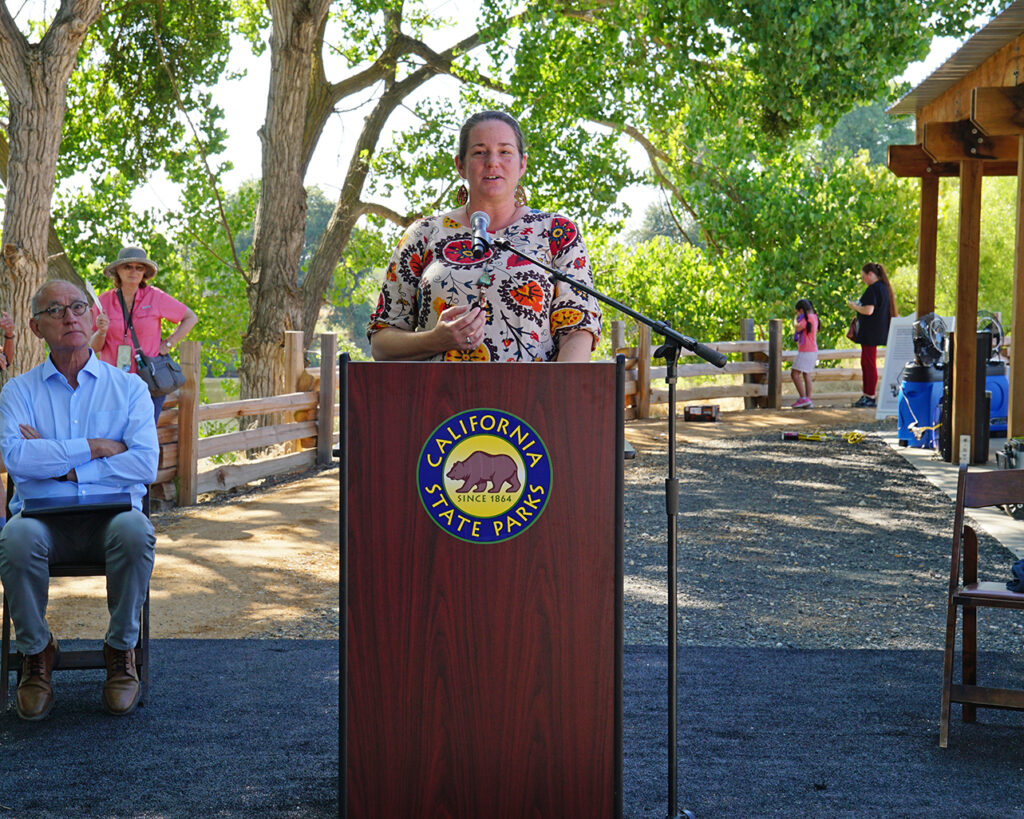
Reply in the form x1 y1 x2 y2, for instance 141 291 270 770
875 313 956 420
876 314 917 419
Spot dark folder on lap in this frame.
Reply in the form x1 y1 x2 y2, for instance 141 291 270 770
21 492 133 517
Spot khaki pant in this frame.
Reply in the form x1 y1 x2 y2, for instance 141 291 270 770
0 509 154 655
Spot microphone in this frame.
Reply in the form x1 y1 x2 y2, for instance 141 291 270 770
688 340 728 368
470 211 490 258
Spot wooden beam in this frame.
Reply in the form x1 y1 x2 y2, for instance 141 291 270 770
917 32 1024 134
197 450 317 496
636 323 650 419
196 420 318 460
924 121 1021 163
196 391 317 422
1011 135 1024 438
887 143 1017 177
317 333 338 466
888 144 960 177
952 159 983 464
178 341 201 507
917 175 939 317
767 319 782 409
977 160 1018 176
972 86 1024 135
283 331 304 454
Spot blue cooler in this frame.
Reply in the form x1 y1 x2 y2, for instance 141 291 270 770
898 363 944 448
987 360 1009 436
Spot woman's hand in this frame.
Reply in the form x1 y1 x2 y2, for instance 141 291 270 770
435 304 486 352
0 311 13 337
370 303 488 361
159 339 173 355
89 311 110 353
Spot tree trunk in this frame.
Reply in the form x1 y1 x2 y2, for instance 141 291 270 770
4 101 70 372
0 1 101 374
297 17 486 350
0 131 88 285
239 0 330 410
299 70 426 348
300 185 364 346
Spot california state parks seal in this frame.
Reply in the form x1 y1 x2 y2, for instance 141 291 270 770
417 408 552 544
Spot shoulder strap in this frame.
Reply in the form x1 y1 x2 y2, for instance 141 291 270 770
116 289 144 354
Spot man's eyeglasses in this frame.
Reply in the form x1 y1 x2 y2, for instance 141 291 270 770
32 300 89 320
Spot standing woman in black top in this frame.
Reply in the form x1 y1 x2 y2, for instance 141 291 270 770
848 262 898 408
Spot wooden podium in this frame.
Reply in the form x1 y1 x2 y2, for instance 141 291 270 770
341 359 623 818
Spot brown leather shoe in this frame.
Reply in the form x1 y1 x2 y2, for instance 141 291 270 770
102 643 140 716
16 633 58 721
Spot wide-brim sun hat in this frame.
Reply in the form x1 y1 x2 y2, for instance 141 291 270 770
103 246 158 280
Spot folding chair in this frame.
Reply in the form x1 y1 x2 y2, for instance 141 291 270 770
940 463 1024 747
0 487 151 710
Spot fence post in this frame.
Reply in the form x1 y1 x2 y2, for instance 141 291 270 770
767 318 783 409
284 331 304 392
283 331 305 453
317 333 338 466
741 318 756 410
610 320 624 356
637 323 652 419
177 340 201 507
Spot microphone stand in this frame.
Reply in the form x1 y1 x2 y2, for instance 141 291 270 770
490 237 724 819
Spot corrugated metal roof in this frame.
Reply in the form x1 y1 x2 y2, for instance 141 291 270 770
889 0 1024 116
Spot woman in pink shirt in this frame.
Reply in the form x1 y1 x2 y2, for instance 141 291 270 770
90 246 198 423
791 298 818 408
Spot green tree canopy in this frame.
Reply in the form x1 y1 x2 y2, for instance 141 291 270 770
823 99 915 165
932 176 1017 324
2 0 1005 387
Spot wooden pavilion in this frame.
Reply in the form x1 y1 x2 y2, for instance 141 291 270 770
888 0 1024 462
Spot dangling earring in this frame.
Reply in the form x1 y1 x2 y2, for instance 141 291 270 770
514 183 528 207
455 185 468 207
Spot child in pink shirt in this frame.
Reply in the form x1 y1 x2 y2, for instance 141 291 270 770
791 298 818 408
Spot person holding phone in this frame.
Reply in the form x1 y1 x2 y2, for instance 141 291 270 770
848 262 898 408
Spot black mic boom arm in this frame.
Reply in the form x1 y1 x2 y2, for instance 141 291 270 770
489 237 727 369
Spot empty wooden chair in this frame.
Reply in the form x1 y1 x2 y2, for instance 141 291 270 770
940 463 1024 747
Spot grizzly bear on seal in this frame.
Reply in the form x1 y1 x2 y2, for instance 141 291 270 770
446 451 521 493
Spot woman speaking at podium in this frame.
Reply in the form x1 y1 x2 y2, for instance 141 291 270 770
367 111 601 363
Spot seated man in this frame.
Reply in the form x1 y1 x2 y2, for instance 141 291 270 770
0 280 158 720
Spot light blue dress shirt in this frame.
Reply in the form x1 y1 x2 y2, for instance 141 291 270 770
0 351 158 514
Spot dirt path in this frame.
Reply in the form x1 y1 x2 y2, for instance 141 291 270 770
40 408 879 642
44 467 341 640
624 405 883 451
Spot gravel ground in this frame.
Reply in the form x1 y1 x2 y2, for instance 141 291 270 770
622 419 1024 650
244 605 341 639
229 417 1023 648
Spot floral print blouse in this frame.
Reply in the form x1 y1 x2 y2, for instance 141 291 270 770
367 210 602 362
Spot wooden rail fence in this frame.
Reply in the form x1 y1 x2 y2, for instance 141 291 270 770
147 322 1012 498
151 331 339 508
609 318 885 420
